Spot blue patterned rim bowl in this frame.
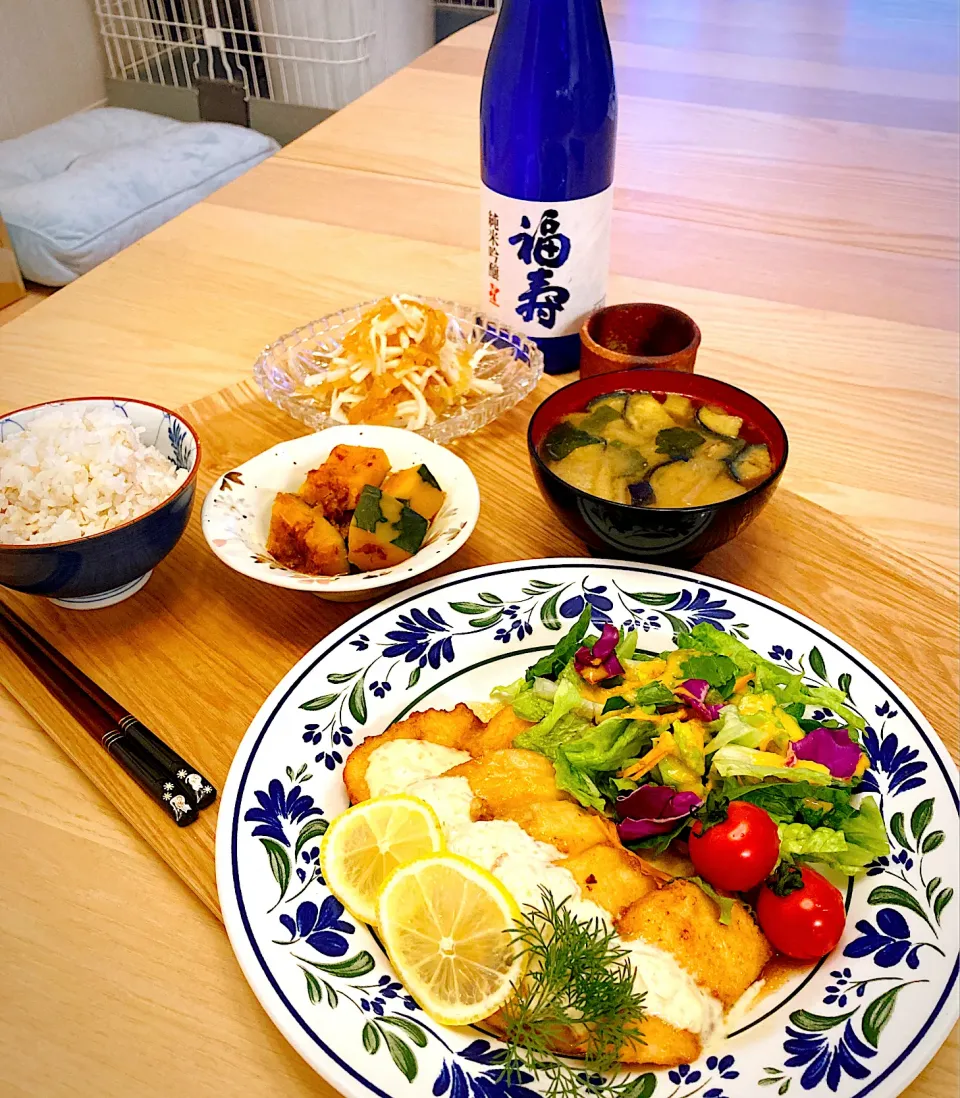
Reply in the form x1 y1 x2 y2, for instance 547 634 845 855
0 397 200 610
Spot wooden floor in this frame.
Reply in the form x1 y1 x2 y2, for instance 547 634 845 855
0 2 957 1097
0 285 53 328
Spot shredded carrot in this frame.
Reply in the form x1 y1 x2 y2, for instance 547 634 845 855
620 731 676 781
297 295 504 430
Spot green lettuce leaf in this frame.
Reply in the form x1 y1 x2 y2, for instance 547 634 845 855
705 706 766 755
512 651 663 811
797 798 857 830
514 677 590 754
673 721 705 776
561 718 656 773
710 745 836 785
602 695 632 715
726 781 885 874
677 623 864 729
658 754 702 791
780 822 848 858
514 711 592 762
621 814 690 854
552 751 605 811
675 622 763 674
510 686 554 724
633 681 676 709
725 780 853 822
526 716 656 812
555 719 656 811
680 653 737 695
835 796 889 867
491 676 524 703
524 605 592 683
777 795 889 875
761 670 863 734
598 774 639 801
617 629 639 661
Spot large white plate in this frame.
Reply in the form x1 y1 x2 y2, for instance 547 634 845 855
216 560 959 1098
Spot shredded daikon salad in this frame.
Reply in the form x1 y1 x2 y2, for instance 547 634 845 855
297 295 504 430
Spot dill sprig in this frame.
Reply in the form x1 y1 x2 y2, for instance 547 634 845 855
499 888 649 1098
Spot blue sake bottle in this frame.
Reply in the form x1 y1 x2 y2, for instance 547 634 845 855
480 0 617 374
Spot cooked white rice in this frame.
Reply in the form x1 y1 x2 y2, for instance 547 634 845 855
0 406 188 545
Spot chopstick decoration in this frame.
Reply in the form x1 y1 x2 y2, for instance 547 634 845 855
0 602 216 827
103 715 217 823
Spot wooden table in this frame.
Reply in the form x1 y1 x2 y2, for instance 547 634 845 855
1 4 957 1096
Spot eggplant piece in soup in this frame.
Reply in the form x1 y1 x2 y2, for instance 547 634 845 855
730 443 775 488
697 404 743 438
624 392 676 436
586 391 630 414
648 458 742 507
662 393 696 425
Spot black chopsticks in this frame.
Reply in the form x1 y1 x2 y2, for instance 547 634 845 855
0 602 216 827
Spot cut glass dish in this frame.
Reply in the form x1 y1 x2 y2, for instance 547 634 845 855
253 296 545 443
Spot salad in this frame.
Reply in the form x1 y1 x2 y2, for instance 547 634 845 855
495 611 889 955
298 295 504 430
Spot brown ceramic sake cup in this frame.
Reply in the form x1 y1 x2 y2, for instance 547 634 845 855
580 303 701 378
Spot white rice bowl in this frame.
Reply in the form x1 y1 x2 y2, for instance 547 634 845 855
0 406 188 545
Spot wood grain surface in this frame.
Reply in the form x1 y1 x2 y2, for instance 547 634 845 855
2 54 958 568
2 376 958 917
1 378 957 1095
0 2 957 1095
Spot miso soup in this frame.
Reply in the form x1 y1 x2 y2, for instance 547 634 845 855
540 390 775 508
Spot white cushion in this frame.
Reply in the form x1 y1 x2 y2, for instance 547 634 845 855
0 107 278 285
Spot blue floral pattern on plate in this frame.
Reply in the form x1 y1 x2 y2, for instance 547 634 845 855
217 561 959 1098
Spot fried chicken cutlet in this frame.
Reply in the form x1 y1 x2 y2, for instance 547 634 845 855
343 704 771 1065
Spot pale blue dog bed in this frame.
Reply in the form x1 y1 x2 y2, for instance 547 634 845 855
0 108 279 285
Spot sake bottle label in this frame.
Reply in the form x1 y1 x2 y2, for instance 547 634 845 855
481 184 613 339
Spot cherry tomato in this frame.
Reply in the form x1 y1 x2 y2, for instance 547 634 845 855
757 866 846 961
688 800 780 892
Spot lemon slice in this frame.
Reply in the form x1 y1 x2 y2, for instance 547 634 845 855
320 795 444 924
377 853 525 1026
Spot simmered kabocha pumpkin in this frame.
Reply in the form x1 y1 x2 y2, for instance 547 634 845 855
266 444 442 576
381 463 446 521
300 443 390 521
348 485 429 571
267 492 348 576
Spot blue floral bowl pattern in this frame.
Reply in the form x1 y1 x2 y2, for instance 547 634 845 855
0 397 200 608
216 560 958 1098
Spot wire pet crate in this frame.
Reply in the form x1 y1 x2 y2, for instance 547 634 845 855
433 0 497 44
95 0 430 114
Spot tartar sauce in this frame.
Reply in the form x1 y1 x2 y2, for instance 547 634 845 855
405 776 474 833
365 740 470 796
364 740 724 1041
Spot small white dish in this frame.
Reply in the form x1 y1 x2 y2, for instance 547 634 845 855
201 425 480 602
